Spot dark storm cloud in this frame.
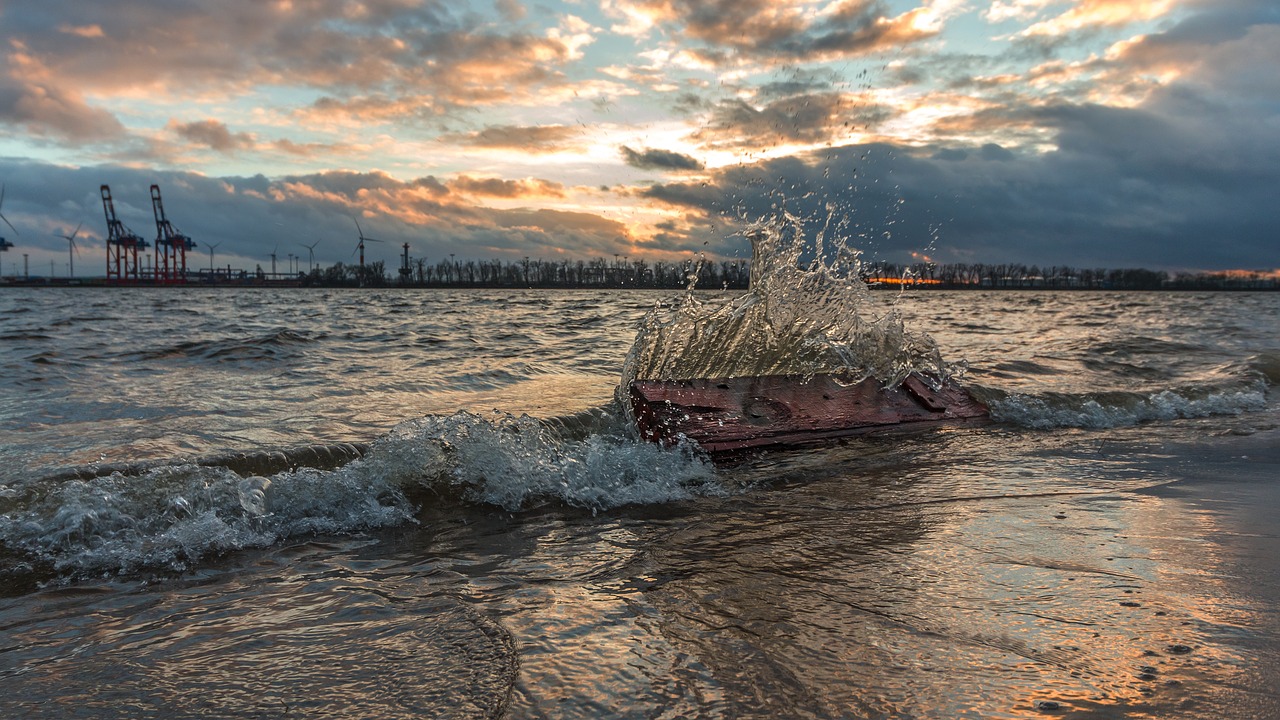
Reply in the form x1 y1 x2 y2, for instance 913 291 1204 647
680 115 1274 269
620 146 704 171
693 92 892 149
0 159 631 271
645 68 1280 271
628 1 1280 270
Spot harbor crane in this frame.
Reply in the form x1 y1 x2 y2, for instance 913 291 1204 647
151 184 195 284
101 185 148 282
0 183 16 253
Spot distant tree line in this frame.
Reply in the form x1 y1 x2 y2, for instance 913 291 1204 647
300 256 751 289
294 256 1277 291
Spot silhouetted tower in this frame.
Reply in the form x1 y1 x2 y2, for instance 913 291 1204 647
399 242 411 284
101 185 148 283
151 184 195 284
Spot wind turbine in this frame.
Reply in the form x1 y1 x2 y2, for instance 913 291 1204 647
299 240 320 272
0 183 17 252
353 218 382 267
270 243 278 277
206 240 223 272
59 222 82 278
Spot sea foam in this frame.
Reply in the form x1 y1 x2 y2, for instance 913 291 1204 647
0 408 716 582
987 381 1269 429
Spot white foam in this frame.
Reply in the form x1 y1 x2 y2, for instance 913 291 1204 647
380 410 721 513
1 409 718 581
990 382 1269 429
1 460 416 579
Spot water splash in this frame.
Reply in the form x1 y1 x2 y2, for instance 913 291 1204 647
622 210 956 390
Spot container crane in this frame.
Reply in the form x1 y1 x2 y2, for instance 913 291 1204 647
101 185 148 283
151 184 195 284
1 183 16 253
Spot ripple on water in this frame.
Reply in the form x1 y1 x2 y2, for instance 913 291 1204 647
0 550 518 720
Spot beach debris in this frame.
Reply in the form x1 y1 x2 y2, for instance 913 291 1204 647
630 372 988 454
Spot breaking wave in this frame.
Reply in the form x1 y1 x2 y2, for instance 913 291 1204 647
0 409 716 586
985 380 1269 429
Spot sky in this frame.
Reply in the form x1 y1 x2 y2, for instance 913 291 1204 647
0 0 1276 277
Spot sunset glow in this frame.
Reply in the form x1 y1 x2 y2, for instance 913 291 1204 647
0 0 1276 276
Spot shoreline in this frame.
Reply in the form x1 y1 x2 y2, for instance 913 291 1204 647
1 280 1276 292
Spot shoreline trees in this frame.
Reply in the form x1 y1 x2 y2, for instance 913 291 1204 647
298 257 1278 291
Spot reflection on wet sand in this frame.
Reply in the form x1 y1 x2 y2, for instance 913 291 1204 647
624 434 1277 719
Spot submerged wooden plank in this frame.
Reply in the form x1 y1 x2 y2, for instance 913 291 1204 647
629 373 988 453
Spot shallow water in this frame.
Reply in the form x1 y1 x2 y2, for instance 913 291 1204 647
1 287 1278 719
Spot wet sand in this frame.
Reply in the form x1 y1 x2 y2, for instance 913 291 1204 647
1128 428 1280 719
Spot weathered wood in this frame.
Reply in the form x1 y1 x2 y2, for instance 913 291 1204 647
630 373 988 454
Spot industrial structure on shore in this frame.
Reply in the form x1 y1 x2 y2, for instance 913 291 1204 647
2 184 310 286
100 183 200 284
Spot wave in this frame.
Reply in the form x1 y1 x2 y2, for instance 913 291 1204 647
984 380 1269 429
0 409 716 586
131 328 321 363
1250 350 1280 386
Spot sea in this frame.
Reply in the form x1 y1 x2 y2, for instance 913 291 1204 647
2 254 1279 717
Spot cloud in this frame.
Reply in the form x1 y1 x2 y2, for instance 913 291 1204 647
440 124 586 153
620 145 704 170
0 51 126 142
643 87 1280 270
1021 0 1178 37
692 91 891 150
1 0 587 131
0 160 652 269
1 0 1276 275
604 0 946 66
57 24 105 39
169 119 255 153
270 138 356 158
449 176 567 198
641 0 1280 273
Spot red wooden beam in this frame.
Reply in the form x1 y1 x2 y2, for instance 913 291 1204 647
630 372 988 454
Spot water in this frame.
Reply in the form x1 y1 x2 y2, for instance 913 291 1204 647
2 281 1278 718
623 211 952 389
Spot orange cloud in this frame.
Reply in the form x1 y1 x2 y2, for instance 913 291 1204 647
439 124 586 153
1023 0 1177 37
449 176 568 199
605 0 944 66
168 119 254 153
